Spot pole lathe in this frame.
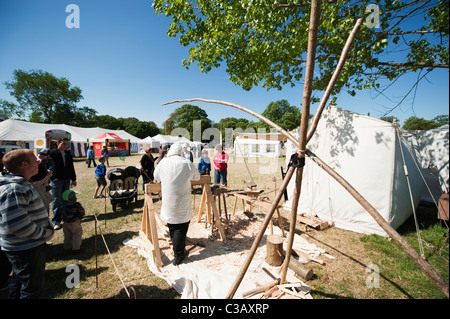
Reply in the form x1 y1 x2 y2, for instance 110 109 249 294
162 4 449 299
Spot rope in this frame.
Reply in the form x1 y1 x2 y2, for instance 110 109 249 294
395 127 426 258
234 134 255 183
93 213 134 298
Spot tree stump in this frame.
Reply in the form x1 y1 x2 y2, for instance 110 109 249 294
266 235 284 266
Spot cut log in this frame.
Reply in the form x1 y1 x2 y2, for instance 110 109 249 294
266 235 284 266
286 254 314 281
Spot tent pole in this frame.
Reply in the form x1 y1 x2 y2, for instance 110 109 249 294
279 0 322 285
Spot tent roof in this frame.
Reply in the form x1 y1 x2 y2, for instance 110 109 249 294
0 119 142 143
151 134 191 145
94 132 123 140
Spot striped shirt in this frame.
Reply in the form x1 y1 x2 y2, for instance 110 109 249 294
0 174 54 251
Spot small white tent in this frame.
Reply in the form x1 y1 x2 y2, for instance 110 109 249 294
139 136 161 153
284 106 423 237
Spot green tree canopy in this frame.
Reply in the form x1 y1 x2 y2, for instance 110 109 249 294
261 99 301 130
164 104 212 139
153 0 449 111
2 69 83 123
402 116 441 130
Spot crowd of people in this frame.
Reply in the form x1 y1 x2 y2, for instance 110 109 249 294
0 140 229 298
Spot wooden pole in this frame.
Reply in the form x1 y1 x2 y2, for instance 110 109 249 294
225 165 296 299
280 0 322 285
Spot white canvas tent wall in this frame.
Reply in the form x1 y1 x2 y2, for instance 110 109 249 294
0 119 142 156
284 106 423 237
401 125 449 204
234 136 282 157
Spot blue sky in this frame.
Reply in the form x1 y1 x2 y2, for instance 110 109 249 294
0 0 448 129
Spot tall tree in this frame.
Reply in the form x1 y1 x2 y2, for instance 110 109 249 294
261 99 301 130
3 69 83 123
164 104 212 139
153 0 448 112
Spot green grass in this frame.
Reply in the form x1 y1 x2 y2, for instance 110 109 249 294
360 206 449 299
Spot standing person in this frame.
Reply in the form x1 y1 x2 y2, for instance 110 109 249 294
155 145 168 165
213 144 228 187
60 190 85 252
50 137 77 230
140 147 155 192
154 143 200 265
30 148 55 214
101 146 109 166
0 149 54 299
93 157 107 198
86 145 97 168
182 143 194 162
197 149 211 175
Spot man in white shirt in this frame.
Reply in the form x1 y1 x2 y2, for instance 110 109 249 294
154 143 200 265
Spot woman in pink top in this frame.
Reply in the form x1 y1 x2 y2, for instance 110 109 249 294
213 144 228 186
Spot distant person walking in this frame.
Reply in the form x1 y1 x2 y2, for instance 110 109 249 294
86 145 97 168
101 146 109 166
93 157 107 198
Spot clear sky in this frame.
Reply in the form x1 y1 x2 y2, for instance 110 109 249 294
0 0 448 129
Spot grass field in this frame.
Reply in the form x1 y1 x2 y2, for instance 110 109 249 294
2 151 447 299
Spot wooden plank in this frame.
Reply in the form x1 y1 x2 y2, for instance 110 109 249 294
205 182 226 242
197 187 207 223
297 213 328 230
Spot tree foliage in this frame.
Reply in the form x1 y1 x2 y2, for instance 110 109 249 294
1 69 160 139
3 69 83 123
153 0 449 106
402 115 449 130
164 104 212 138
261 99 301 130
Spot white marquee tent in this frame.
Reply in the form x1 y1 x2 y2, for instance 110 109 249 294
0 119 142 156
283 106 425 237
234 135 283 157
151 134 191 146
